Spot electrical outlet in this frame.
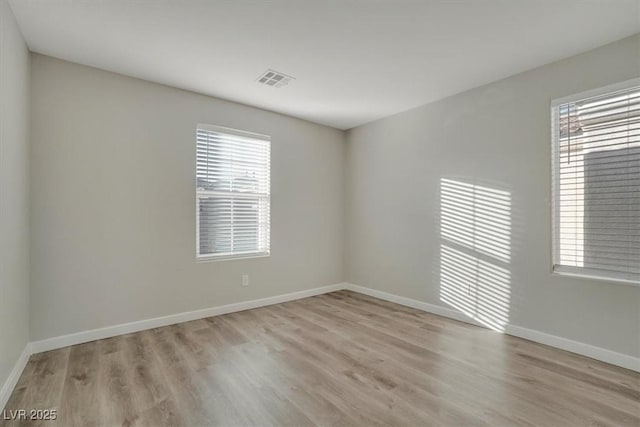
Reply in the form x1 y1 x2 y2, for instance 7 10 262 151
242 275 249 287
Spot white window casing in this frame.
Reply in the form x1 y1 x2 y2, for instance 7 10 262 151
196 124 270 261
551 78 640 285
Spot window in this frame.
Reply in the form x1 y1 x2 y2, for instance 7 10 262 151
551 79 640 284
196 124 270 260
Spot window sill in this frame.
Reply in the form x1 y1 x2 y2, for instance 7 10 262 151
552 270 640 288
196 252 270 263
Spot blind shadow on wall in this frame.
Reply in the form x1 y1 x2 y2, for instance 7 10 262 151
439 178 512 332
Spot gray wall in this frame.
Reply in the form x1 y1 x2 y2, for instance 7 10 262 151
345 34 640 357
30 54 345 341
0 0 30 390
26 32 640 359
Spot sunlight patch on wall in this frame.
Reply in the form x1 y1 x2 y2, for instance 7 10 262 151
439 178 512 331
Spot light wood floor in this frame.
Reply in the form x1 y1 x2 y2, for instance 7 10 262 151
2 291 639 427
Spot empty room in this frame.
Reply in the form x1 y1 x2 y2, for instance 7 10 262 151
1 0 639 426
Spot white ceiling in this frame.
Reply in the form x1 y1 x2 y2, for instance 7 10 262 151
8 0 640 130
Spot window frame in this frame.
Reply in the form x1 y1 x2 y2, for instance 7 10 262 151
550 78 640 286
195 123 271 262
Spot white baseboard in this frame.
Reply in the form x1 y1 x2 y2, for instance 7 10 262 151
30 283 346 354
504 325 640 372
0 343 32 411
3 283 345 409
3 280 636 410
344 283 640 372
345 283 487 327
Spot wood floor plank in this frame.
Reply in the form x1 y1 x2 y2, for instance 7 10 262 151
320 292 640 418
143 327 220 426
12 348 70 427
283 297 556 425
337 294 640 424
96 337 140 427
2 291 639 426
56 342 100 427
0 356 40 427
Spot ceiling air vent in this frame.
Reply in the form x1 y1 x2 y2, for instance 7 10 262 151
256 69 295 88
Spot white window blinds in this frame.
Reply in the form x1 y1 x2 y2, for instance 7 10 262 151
552 81 640 284
196 124 270 260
